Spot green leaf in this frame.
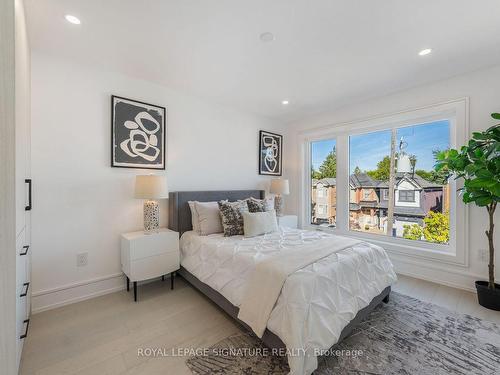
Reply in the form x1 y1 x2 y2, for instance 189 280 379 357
466 178 496 188
491 113 500 120
475 168 493 179
475 196 493 206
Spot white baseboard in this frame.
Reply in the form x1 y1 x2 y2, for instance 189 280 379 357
31 273 173 314
31 273 126 314
32 257 483 314
391 257 482 293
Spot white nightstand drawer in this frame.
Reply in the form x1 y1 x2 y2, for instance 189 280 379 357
127 252 180 281
122 229 179 261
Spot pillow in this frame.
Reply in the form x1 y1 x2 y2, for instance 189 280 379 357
242 210 278 237
194 201 224 235
247 197 275 213
218 200 248 236
188 201 200 234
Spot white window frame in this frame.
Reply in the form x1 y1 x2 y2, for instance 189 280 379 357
299 98 469 267
398 190 415 202
363 189 371 200
382 189 389 200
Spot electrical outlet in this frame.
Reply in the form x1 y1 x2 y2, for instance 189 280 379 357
477 249 489 263
77 252 88 267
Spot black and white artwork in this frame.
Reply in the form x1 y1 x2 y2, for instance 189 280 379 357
111 95 166 169
259 130 282 176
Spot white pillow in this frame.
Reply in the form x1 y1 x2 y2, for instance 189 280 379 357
242 210 278 238
188 201 200 234
194 201 224 235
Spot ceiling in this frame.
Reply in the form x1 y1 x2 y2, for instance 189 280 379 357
25 0 500 123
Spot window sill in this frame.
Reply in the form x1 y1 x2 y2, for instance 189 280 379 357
305 225 466 267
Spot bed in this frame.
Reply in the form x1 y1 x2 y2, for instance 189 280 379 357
168 190 396 375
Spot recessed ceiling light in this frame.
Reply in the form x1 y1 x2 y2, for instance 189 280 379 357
260 32 275 42
65 14 81 25
281 100 289 105
418 48 432 56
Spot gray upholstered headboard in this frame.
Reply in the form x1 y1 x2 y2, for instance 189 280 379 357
168 190 265 235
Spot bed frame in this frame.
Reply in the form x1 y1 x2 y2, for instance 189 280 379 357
168 190 391 350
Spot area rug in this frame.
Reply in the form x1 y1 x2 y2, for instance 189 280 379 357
185 292 500 374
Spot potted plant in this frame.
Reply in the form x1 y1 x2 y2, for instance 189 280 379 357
435 114 499 310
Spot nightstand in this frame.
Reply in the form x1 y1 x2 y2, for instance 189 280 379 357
121 228 179 302
277 215 298 229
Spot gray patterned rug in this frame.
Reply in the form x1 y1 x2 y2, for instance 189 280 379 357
185 292 500 374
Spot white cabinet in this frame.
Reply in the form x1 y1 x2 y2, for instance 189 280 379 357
121 229 180 302
15 0 32 369
1 2 31 372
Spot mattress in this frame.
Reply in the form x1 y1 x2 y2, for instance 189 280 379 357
180 227 397 374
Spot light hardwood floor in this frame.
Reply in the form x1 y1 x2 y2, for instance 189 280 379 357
20 275 500 375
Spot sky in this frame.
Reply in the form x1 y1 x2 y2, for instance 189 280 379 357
311 120 450 172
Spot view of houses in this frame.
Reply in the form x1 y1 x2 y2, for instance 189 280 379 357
312 172 450 241
310 120 451 244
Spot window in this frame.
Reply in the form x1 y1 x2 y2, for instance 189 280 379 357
382 189 389 200
301 99 468 265
349 120 450 244
310 139 336 225
398 190 415 202
317 188 325 198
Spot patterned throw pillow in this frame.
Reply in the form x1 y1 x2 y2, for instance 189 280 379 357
247 198 266 213
218 200 248 236
247 197 274 213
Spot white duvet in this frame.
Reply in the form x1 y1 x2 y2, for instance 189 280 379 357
180 227 397 375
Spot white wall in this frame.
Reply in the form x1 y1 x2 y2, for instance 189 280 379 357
31 53 286 312
286 64 500 291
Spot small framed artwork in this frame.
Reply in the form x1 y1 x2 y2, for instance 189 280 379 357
259 130 282 176
111 95 166 169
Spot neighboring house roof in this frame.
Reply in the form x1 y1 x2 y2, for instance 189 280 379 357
352 199 426 216
378 201 427 217
349 202 361 211
349 173 380 188
357 172 444 190
409 174 443 189
312 177 336 187
358 201 378 207
314 173 443 190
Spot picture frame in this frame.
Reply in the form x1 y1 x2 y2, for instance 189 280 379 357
259 130 282 176
111 95 166 170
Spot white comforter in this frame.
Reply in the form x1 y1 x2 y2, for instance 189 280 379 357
180 228 397 375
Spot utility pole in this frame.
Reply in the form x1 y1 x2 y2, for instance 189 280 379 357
386 128 397 237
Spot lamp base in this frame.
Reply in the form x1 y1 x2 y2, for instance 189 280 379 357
274 195 284 217
144 200 160 233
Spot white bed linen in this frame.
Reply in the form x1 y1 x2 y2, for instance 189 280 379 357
180 228 397 375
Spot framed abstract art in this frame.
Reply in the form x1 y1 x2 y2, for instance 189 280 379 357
259 130 282 176
111 95 166 169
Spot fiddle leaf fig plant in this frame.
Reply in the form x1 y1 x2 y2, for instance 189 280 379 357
434 114 499 289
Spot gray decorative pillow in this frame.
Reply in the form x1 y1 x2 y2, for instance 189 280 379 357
218 200 248 236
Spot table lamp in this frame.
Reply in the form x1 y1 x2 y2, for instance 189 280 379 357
135 175 168 233
270 178 290 217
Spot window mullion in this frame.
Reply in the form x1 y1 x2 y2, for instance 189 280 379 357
335 135 349 232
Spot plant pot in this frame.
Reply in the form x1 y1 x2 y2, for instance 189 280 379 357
475 281 500 311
